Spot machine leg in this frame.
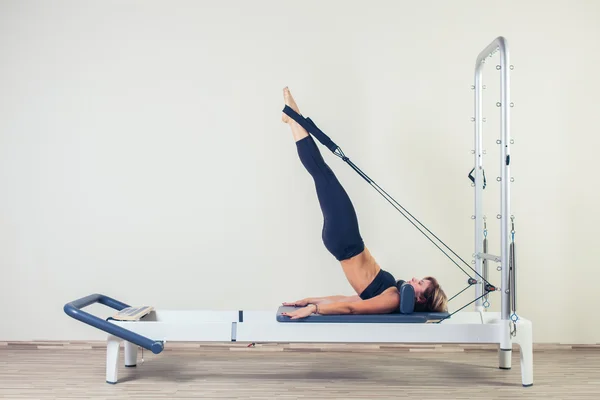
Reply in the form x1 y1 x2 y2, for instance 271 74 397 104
106 335 120 384
124 341 138 368
513 320 534 387
499 318 512 370
499 347 512 370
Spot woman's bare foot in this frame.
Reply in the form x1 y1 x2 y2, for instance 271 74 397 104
281 87 301 124
282 87 309 141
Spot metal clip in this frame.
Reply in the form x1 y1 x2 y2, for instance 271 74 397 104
510 312 519 337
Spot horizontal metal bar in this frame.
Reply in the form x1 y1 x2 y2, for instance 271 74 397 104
66 293 130 311
475 253 501 263
64 293 164 354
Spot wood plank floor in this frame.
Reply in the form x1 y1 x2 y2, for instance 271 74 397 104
0 342 599 399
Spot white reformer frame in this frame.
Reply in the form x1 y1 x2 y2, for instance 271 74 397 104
102 308 532 386
63 37 533 387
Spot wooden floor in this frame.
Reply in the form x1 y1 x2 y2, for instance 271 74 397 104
1 342 599 399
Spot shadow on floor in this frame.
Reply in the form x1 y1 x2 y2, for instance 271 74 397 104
115 351 522 388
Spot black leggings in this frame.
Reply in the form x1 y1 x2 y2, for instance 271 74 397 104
296 135 365 261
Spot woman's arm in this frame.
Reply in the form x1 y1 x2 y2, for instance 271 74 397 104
283 294 360 306
313 295 361 304
315 290 399 315
281 289 399 319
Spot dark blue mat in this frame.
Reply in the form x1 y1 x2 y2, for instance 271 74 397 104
276 306 450 323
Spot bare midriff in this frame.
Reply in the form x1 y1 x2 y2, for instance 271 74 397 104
340 247 381 295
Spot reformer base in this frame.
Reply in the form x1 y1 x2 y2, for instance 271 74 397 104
102 309 533 387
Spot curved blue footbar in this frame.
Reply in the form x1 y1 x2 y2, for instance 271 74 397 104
64 293 164 354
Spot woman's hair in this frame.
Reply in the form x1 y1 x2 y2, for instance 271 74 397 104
414 276 448 313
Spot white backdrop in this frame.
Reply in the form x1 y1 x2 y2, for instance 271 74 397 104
1 0 599 344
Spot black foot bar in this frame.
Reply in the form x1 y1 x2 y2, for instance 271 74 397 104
63 293 164 354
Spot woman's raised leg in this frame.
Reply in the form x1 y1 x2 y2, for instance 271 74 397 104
282 88 365 262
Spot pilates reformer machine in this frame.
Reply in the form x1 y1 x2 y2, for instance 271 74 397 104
64 36 533 386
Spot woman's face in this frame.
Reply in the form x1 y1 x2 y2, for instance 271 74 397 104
407 277 431 303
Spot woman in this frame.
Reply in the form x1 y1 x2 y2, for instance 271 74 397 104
280 87 448 320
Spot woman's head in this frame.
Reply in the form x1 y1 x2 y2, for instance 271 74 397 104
407 276 448 313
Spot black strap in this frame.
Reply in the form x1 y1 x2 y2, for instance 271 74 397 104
283 105 338 153
435 290 490 323
447 284 473 303
468 167 487 189
282 106 496 299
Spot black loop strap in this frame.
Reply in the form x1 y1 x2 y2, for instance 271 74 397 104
282 106 338 152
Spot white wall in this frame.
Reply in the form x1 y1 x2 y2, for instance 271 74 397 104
1 0 599 344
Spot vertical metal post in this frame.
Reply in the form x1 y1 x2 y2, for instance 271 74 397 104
474 37 511 321
474 56 484 312
499 39 511 323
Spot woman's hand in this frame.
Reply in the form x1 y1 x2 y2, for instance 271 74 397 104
282 298 311 307
281 305 317 320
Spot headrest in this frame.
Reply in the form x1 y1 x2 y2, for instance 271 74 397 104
396 280 415 314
